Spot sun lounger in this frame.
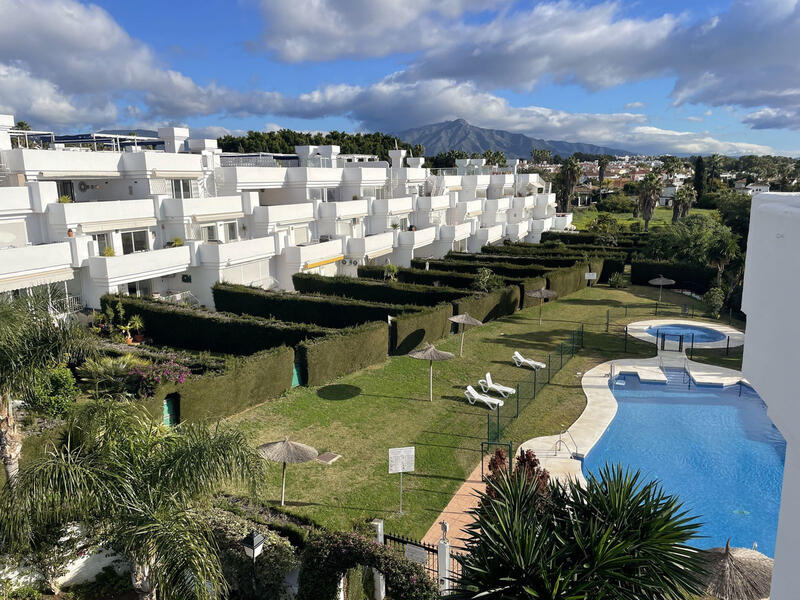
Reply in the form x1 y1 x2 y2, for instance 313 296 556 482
513 351 546 370
465 385 504 410
478 372 515 398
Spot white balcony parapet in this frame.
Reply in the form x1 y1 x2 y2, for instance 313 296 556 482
0 186 32 215
284 238 346 270
397 225 437 249
216 166 289 190
474 224 504 245
197 236 277 267
347 231 395 259
416 195 450 211
512 196 535 211
161 195 244 221
484 197 511 213
533 193 557 219
0 242 74 292
5 148 124 178
552 213 574 231
506 221 530 240
255 203 315 226
370 196 413 215
88 246 191 286
530 217 554 233
461 199 483 216
438 222 473 242
317 199 369 220
48 199 157 234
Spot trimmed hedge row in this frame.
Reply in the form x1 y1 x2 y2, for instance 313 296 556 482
546 263 589 298
213 283 420 328
631 260 716 296
100 295 328 355
392 303 454 354
447 251 587 268
410 257 551 279
453 285 521 322
358 264 480 290
292 273 465 306
297 322 389 386
517 276 549 309
144 346 295 423
540 231 648 247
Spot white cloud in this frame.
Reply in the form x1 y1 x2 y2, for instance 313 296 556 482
685 116 703 122
625 102 645 109
623 126 773 155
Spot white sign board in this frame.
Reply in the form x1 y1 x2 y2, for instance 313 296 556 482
388 446 415 474
584 272 597 280
404 545 428 565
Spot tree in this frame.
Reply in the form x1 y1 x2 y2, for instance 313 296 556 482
707 153 722 181
14 121 31 131
660 155 682 180
707 227 739 285
671 184 697 223
454 464 704 600
530 148 551 164
597 155 611 188
716 189 751 248
0 402 265 600
471 268 504 293
637 172 663 231
557 156 581 212
693 156 706 202
482 150 506 167
0 290 94 481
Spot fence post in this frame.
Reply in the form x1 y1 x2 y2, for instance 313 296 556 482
625 304 628 317
547 354 551 383
437 523 452 594
581 323 585 348
533 368 537 399
487 413 491 442
516 384 520 418
624 325 628 353
726 336 730 356
690 333 695 360
606 309 610 332
559 343 563 369
371 520 386 600
496 403 501 439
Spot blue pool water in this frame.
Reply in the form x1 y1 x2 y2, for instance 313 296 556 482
582 369 785 555
645 323 726 343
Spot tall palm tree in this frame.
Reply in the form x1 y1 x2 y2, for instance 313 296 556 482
708 229 739 285
597 155 611 189
0 289 94 481
453 465 705 600
0 402 265 600
559 156 581 212
672 185 697 223
707 153 723 181
638 172 664 231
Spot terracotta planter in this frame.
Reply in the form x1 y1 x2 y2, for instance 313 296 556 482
133 334 145 343
125 336 134 345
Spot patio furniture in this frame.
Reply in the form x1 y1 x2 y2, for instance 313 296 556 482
465 385 504 410
258 437 319 506
478 372 515 398
513 351 546 370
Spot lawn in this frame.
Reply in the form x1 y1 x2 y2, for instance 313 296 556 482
226 282 742 538
572 206 719 230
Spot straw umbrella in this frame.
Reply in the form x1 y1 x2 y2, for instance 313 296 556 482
701 539 773 600
449 313 483 356
408 344 454 402
526 288 558 325
258 437 318 506
648 274 675 303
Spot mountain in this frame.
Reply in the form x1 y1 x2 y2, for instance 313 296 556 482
394 119 632 158
98 129 158 137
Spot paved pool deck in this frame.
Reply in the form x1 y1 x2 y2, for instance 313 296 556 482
627 318 744 349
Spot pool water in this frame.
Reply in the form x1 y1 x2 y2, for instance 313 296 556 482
645 323 726 343
582 369 785 555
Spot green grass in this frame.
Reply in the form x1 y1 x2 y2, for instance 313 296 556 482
572 206 718 230
225 283 741 538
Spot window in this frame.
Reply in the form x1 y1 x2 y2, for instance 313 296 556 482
121 230 149 255
200 225 218 242
92 233 109 254
224 222 238 242
171 179 192 199
56 181 74 201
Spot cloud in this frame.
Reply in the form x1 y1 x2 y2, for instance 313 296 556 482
623 126 772 156
625 102 645 109
685 116 704 122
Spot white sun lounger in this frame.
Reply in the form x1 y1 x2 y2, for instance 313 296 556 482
513 351 546 370
465 385 504 410
478 372 515 398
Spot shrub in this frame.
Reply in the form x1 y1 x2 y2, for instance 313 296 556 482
383 263 399 282
62 566 133 600
630 260 716 296
546 263 588 298
596 194 636 213
297 322 388 386
412 258 550 279
470 267 505 293
453 286 520 322
292 273 465 306
129 358 191 397
360 264 480 291
24 365 78 416
392 303 454 354
703 287 725 318
608 272 626 288
76 354 149 398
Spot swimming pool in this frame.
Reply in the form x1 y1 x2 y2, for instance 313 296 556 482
644 323 726 343
582 368 785 555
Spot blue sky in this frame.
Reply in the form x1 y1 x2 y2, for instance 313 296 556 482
1 0 800 155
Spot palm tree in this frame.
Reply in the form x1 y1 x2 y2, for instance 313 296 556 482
672 185 697 223
0 290 94 481
453 464 705 599
0 402 265 600
597 155 611 189
708 229 739 285
707 153 723 181
638 172 664 231
559 156 581 212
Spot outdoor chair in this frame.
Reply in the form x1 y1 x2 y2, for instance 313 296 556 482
513 351 546 370
478 372 515 398
465 385 504 410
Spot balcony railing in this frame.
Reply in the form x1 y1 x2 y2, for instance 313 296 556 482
415 195 450 211
370 196 413 215
284 238 346 269
347 231 395 257
397 225 437 248
197 236 277 266
317 199 369 220
475 224 504 245
0 242 74 291
439 222 473 242
88 246 191 285
256 202 315 226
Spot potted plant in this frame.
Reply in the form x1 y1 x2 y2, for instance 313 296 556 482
129 315 145 343
172 237 184 247
119 320 134 345
103 246 115 257
58 195 72 203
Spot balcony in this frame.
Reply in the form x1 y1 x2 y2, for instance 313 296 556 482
416 195 450 211
530 217 553 233
512 196 535 211
121 151 203 178
0 187 32 215
197 236 277 267
533 193 557 219
317 199 369 220
461 199 483 217
88 246 191 286
370 196 413 215
505 221 530 241
216 166 288 190
397 225 437 249
474 224 504 245
5 148 123 178
342 166 389 185
347 231 395 259
48 199 157 234
0 242 74 293
255 203 315 226
484 197 511 213
284 238 346 270
438 222 473 242
552 213 574 230
161 195 244 221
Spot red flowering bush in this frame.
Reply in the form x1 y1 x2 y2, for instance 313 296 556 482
130 358 190 397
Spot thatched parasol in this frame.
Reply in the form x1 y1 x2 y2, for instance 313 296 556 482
449 313 483 357
701 539 773 600
408 344 455 402
526 288 558 325
258 437 319 506
648 275 676 302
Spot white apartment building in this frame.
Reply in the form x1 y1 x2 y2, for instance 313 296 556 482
0 114 560 310
741 192 800 600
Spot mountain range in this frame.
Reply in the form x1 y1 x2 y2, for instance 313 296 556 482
394 119 632 158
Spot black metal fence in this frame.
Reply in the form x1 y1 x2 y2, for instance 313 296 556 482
384 532 439 579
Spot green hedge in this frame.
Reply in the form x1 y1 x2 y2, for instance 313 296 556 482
452 286 520 322
539 231 648 247
631 260 716 296
213 283 419 328
297 322 388 386
358 264 480 290
447 251 585 268
392 303 454 354
100 295 328 355
146 346 295 423
410 258 551 279
292 273 466 306
517 277 549 309
546 263 589 298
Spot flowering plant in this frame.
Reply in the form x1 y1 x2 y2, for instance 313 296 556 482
130 358 190 396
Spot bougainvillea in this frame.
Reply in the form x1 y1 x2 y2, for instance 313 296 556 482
129 358 190 397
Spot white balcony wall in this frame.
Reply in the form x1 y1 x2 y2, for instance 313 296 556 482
87 246 190 287
415 195 450 212
468 224 504 253
6 149 123 178
371 196 413 215
0 242 74 293
347 231 395 259
0 186 32 215
47 199 157 240
397 225 437 249
197 236 277 267
161 195 244 220
317 199 369 220
533 193 557 219
552 213 574 230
